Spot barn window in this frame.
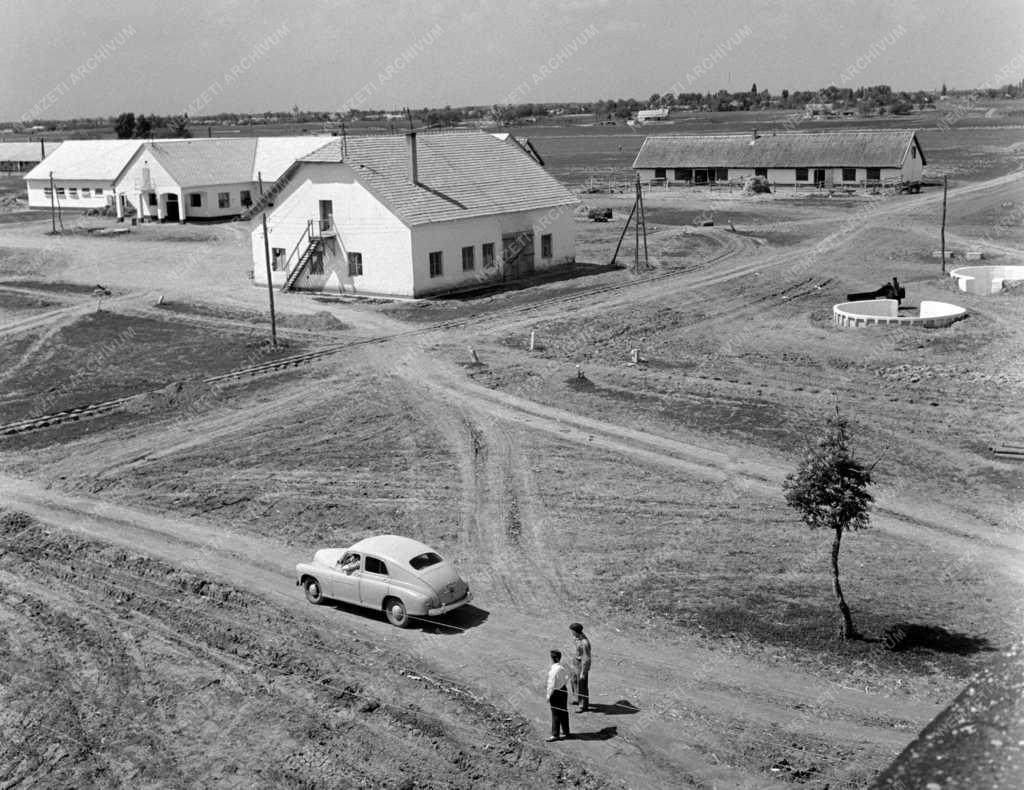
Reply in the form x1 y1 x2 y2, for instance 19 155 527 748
364 557 388 575
189 193 202 207
867 167 880 181
541 233 552 259
429 251 443 277
754 168 767 178
482 242 495 268
674 168 692 181
271 247 287 271
462 245 475 271
842 168 857 182
348 251 363 276
218 192 230 208
240 190 252 207
795 168 809 181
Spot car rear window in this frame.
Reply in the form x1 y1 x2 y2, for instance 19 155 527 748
409 552 443 570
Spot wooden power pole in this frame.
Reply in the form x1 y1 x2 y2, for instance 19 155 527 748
610 174 650 273
940 175 948 274
257 172 278 347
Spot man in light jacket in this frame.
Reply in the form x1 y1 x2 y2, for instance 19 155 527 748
545 650 571 741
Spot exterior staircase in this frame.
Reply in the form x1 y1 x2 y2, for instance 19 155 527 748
280 218 333 292
281 236 323 292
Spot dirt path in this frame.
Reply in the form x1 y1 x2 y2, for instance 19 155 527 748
0 470 935 789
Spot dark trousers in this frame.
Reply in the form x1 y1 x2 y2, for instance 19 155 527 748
576 668 590 710
549 686 570 738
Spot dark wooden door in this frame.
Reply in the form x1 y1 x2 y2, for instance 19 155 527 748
165 194 179 221
813 169 826 186
502 231 534 279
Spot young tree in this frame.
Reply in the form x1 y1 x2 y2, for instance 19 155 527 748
114 112 135 139
168 115 191 138
782 408 874 640
133 114 152 138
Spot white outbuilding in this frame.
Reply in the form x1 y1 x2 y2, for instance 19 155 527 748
23 140 142 211
249 130 579 298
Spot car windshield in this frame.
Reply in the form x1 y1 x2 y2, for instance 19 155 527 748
409 552 443 570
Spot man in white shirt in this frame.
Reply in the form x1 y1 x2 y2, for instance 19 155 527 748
545 650 571 741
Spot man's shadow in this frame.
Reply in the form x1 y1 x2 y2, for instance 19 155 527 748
584 700 640 716
570 726 617 741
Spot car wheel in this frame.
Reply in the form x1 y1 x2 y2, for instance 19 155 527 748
384 597 410 628
304 578 324 605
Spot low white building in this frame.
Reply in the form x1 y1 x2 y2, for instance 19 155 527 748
23 140 142 211
113 137 330 222
637 108 671 122
633 130 926 187
250 130 579 298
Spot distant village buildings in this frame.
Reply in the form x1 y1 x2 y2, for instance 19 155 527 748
632 129 925 188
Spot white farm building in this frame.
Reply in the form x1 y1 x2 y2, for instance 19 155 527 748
250 130 578 298
23 137 330 220
633 129 926 188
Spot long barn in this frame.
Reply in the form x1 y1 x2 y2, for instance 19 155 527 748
633 129 926 188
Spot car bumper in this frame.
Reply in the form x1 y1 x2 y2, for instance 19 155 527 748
428 592 472 617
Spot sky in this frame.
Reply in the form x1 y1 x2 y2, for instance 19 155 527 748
2 0 1023 121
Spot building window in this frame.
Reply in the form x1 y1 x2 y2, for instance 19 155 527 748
482 242 495 268
754 168 767 178
218 192 230 208
842 168 857 182
674 168 692 181
189 193 202 208
866 167 881 181
81 188 90 197
429 251 443 277
43 187 53 198
795 168 809 181
94 188 103 195
541 233 552 259
271 247 287 271
240 190 252 207
461 245 475 271
911 145 916 159
654 167 666 179
56 187 65 198
148 193 157 206
716 168 729 181
68 188 78 199
348 251 363 276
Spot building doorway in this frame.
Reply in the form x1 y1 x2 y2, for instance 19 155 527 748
318 200 333 232
502 230 534 279
165 194 180 222
813 169 826 187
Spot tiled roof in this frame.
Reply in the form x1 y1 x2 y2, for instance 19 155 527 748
0 141 61 163
23 140 142 181
633 130 924 169
297 130 577 225
145 138 258 187
252 136 333 182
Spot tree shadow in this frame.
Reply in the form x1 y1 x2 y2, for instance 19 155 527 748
878 623 996 655
569 726 617 741
585 700 640 715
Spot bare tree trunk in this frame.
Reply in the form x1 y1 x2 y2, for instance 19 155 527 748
831 528 857 639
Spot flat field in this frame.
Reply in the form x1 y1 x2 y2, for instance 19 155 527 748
0 119 1022 789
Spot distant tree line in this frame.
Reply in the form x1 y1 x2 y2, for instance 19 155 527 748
113 112 190 139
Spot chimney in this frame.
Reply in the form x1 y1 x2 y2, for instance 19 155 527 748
405 131 418 185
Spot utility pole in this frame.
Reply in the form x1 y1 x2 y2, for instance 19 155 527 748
257 171 278 347
48 171 56 233
940 175 948 274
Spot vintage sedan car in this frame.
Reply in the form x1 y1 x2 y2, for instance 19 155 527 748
296 535 472 627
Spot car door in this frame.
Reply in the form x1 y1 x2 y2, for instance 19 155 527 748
329 552 362 603
359 556 391 609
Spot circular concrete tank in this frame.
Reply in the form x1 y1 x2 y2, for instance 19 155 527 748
833 299 966 328
949 265 1024 295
